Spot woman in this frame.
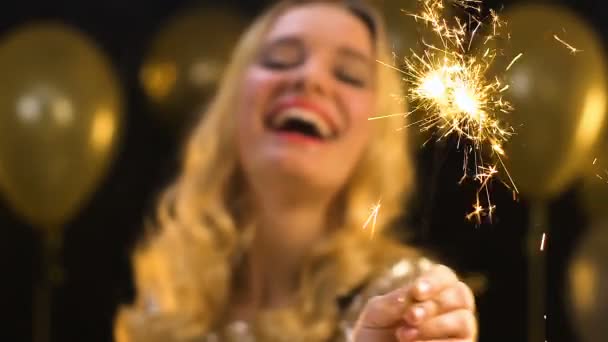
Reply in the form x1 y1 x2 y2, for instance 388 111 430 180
115 0 477 341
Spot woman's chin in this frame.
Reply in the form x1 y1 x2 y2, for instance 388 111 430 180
254 154 336 192
259 137 328 168
241 134 347 192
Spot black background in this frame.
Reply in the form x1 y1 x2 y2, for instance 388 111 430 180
0 0 604 341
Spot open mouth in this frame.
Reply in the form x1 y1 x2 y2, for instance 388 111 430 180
265 108 336 140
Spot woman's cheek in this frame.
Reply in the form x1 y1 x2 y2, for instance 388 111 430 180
241 69 277 104
237 72 277 131
350 98 374 136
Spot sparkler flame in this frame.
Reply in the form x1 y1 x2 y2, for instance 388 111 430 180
371 0 519 223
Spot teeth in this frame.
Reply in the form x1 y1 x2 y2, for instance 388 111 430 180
271 108 333 138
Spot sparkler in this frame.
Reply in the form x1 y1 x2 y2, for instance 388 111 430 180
370 0 519 223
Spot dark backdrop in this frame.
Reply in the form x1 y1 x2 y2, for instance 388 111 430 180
0 0 605 341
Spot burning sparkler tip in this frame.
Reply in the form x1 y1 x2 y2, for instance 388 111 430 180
378 0 518 224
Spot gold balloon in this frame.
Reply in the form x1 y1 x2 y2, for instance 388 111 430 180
141 7 247 126
0 23 123 230
488 4 608 199
568 223 608 342
377 1 423 58
580 138 608 220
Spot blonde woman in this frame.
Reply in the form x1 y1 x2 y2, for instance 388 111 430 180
115 1 477 341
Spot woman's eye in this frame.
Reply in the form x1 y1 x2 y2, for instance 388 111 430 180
335 68 368 88
260 41 305 70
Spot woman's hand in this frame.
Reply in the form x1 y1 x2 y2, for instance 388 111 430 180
353 264 477 342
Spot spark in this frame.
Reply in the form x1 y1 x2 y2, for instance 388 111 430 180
363 200 382 237
370 0 518 222
554 34 582 54
540 232 547 251
492 143 505 155
592 158 608 183
506 53 523 71
465 196 495 224
596 172 608 183
465 200 485 223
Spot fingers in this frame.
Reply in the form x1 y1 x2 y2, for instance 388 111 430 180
357 262 477 342
410 264 459 302
357 288 409 329
396 309 477 341
404 281 476 326
357 266 470 331
403 301 437 326
399 267 477 342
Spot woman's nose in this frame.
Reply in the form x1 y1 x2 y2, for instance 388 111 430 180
292 60 332 96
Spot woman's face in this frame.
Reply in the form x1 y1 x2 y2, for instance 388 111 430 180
236 3 376 195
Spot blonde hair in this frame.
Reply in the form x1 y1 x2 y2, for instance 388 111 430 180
116 1 415 340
